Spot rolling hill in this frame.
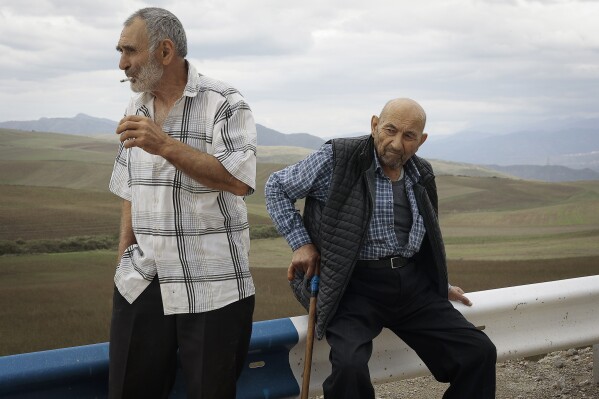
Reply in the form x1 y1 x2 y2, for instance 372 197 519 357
2 114 598 180
1 124 598 361
419 127 599 173
0 115 326 150
2 128 599 263
0 114 118 136
0 128 514 193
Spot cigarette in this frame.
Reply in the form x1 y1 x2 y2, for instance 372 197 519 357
120 77 132 83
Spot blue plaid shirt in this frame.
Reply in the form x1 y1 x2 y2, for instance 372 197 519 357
265 143 426 259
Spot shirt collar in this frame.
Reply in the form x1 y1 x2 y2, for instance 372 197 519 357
182 61 200 98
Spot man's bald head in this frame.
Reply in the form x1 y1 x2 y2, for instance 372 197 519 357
370 98 428 180
379 98 427 128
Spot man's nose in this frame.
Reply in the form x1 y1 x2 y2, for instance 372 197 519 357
119 54 129 71
390 135 404 151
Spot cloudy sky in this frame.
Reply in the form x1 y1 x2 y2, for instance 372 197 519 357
1 0 597 138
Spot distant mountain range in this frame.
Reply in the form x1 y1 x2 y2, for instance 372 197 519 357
485 164 599 183
0 114 326 149
0 113 118 136
1 114 598 181
255 124 324 150
419 127 599 170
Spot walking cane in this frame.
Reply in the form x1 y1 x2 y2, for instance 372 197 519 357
300 265 320 399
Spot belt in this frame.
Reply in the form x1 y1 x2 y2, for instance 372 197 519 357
357 256 413 269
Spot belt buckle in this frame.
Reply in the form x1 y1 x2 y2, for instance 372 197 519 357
390 257 406 269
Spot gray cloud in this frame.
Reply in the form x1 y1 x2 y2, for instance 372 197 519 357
0 0 597 137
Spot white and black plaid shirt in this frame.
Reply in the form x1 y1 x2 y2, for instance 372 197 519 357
109 62 256 314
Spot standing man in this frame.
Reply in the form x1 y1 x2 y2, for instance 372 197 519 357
109 7 256 399
265 98 496 398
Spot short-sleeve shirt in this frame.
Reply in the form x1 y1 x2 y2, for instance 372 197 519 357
109 62 256 314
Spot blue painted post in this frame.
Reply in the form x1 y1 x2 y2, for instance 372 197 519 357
237 318 301 398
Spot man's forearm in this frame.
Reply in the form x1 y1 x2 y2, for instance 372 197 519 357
264 174 313 251
160 139 251 196
117 114 253 196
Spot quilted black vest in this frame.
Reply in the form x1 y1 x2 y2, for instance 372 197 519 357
290 135 448 339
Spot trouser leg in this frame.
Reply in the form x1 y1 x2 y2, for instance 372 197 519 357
109 278 178 399
177 295 255 399
323 262 496 399
391 305 496 398
322 271 387 399
388 265 497 399
322 306 382 398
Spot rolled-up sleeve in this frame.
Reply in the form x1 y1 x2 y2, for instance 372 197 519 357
213 97 257 194
109 143 132 201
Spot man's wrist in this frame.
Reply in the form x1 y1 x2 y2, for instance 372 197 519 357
158 135 179 160
288 232 312 252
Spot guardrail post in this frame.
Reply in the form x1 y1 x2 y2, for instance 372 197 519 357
594 344 599 385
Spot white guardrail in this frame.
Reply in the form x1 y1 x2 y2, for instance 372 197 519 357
0 275 598 398
287 275 599 396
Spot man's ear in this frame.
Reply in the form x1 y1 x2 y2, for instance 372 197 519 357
371 115 379 137
159 39 176 65
419 132 428 146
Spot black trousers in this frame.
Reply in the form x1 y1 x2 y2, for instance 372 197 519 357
322 262 496 399
108 278 255 399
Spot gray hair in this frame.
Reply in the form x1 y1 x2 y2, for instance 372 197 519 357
125 7 187 58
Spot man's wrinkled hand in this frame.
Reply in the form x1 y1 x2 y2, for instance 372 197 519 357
117 115 171 155
287 243 320 281
449 286 472 306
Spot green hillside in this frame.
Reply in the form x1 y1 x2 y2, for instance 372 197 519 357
256 145 315 164
0 129 512 187
0 129 118 192
2 128 599 261
0 185 121 240
0 129 117 162
1 129 598 357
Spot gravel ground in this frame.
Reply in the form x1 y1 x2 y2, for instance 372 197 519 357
312 347 598 398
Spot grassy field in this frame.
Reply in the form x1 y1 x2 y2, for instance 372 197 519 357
1 129 598 356
0 185 121 241
2 177 598 238
0 251 115 356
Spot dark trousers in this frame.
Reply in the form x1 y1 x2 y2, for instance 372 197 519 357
108 278 255 399
322 263 496 399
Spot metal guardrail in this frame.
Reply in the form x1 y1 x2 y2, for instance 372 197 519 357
1 276 598 398
288 275 599 395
